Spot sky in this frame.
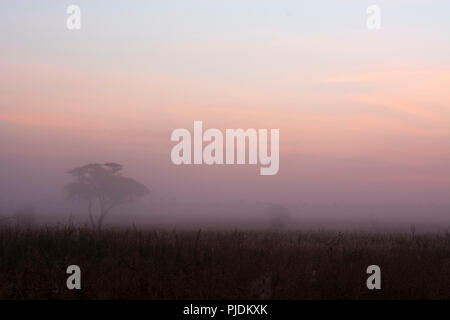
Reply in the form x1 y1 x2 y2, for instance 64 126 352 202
0 1 449 212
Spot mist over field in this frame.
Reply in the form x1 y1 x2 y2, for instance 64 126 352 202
1 174 449 232
1 1 450 233
2 1 450 302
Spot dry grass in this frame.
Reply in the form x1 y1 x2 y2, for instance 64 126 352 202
1 227 450 299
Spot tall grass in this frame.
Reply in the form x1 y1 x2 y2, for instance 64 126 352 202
1 227 450 299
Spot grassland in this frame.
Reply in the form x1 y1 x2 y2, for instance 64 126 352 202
1 227 450 299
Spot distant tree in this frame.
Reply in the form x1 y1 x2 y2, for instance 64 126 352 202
265 204 292 231
64 163 149 230
14 203 37 228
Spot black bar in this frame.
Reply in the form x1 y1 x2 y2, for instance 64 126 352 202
0 300 445 319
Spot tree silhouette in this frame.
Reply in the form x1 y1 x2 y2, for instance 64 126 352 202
64 163 149 230
265 204 291 230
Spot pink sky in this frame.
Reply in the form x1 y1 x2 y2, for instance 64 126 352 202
1 2 449 207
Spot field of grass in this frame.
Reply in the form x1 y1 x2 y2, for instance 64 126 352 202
1 227 450 299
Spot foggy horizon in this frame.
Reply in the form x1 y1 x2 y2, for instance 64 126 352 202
3 1 450 306
1 1 450 229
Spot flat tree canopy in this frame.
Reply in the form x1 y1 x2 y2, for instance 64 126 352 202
64 163 149 230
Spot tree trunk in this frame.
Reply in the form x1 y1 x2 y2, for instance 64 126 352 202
97 209 109 231
88 199 95 229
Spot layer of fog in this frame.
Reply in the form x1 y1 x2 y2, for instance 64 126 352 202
1 197 450 232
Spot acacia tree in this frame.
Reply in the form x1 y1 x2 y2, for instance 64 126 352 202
64 163 149 230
